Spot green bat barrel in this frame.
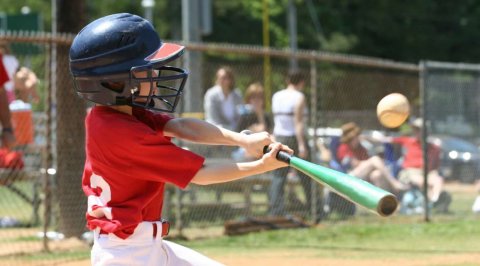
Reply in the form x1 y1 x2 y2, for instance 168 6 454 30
264 146 398 217
290 157 398 217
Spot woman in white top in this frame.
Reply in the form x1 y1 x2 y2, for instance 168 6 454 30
269 70 321 219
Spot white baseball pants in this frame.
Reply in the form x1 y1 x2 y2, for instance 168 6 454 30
91 221 225 266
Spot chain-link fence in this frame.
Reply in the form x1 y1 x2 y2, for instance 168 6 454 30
0 32 478 265
172 43 420 232
420 61 480 221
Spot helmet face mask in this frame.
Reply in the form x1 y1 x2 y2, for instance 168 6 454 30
69 13 188 113
130 65 188 113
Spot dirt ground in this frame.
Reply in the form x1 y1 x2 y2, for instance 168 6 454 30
59 251 480 266
220 253 480 266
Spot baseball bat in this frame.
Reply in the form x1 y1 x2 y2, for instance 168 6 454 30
264 147 398 217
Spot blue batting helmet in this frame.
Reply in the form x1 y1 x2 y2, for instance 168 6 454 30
69 13 188 112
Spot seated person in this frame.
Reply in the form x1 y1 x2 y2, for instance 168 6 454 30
373 118 450 212
233 82 272 161
337 122 408 194
236 82 272 134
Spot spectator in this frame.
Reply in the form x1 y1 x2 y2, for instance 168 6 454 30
0 41 19 104
396 118 449 211
204 66 243 131
233 82 273 161
0 53 15 149
374 118 451 212
269 69 321 218
236 82 272 134
337 122 408 194
14 66 40 104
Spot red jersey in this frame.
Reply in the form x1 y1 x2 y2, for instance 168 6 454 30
0 55 9 87
337 143 369 162
82 106 205 239
393 136 440 171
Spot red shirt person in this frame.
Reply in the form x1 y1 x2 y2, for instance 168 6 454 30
393 118 446 205
71 13 292 265
83 107 205 238
0 55 16 149
393 136 440 172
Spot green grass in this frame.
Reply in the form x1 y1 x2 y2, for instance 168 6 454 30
3 218 478 265
176 218 480 260
0 181 38 224
0 181 478 265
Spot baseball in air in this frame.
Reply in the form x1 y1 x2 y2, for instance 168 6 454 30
376 93 410 128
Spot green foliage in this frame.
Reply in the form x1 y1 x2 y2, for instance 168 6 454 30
320 32 358 53
239 0 284 19
207 0 480 63
4 1 480 70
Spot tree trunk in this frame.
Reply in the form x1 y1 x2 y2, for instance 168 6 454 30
55 0 87 238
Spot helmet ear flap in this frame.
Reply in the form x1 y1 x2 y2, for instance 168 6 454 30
71 73 135 106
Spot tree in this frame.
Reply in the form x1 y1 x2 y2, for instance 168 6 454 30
6 0 480 63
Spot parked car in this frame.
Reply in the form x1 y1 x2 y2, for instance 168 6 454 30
431 136 480 183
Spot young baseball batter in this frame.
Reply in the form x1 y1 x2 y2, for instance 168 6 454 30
69 13 292 266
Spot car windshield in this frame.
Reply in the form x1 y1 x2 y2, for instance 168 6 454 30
440 138 478 153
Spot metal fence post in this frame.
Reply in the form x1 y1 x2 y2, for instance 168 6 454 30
419 60 430 222
309 56 319 222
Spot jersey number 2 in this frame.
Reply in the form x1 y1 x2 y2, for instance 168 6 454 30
87 173 113 219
